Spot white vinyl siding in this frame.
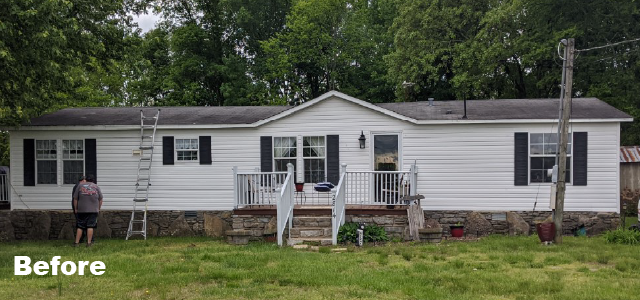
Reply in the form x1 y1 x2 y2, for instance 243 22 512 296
9 96 622 212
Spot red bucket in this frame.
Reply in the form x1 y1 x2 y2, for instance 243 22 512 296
536 223 556 242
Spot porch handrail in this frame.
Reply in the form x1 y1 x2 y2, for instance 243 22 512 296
344 170 411 205
276 163 295 246
332 164 347 245
0 173 9 203
236 171 287 175
233 167 288 208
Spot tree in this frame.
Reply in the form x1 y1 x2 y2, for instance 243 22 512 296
262 0 398 104
0 0 136 125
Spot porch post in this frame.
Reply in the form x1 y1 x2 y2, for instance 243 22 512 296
287 163 294 240
410 163 418 196
232 166 238 209
276 187 283 246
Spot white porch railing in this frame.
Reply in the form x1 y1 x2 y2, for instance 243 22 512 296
233 168 287 208
345 164 417 205
332 164 347 245
0 173 10 204
276 163 295 246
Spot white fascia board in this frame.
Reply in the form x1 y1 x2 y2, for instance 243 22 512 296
12 124 257 131
413 118 633 125
12 118 632 131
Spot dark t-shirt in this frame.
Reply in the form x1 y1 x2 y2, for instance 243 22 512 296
73 182 103 213
72 182 80 213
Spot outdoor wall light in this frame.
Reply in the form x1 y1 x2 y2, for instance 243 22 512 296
358 131 366 149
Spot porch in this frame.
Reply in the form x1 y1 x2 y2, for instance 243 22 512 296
232 164 418 208
232 163 419 246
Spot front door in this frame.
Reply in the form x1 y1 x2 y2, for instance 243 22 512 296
373 134 400 171
372 134 401 203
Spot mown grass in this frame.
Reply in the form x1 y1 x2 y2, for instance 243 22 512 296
1 235 639 299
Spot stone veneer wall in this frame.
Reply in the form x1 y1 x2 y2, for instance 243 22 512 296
0 210 235 241
425 211 620 237
0 210 620 242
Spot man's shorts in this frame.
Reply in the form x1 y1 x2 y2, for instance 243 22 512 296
76 213 98 229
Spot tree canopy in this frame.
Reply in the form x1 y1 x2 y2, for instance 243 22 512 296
1 0 640 148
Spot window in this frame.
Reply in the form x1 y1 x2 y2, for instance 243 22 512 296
530 133 571 183
176 139 199 161
303 136 325 183
63 140 84 184
36 140 57 184
273 137 296 172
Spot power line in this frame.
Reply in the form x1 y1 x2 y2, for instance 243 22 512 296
576 37 640 52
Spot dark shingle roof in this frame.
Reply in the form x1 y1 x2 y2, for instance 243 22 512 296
26 106 292 126
375 98 632 120
24 97 631 127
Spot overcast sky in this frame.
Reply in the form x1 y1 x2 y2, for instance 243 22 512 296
131 12 161 33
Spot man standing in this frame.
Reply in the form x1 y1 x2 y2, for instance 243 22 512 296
72 176 86 242
73 175 103 247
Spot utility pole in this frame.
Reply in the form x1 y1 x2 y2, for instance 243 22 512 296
554 38 575 244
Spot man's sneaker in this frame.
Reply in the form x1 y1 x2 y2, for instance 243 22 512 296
72 243 79 247
86 242 93 248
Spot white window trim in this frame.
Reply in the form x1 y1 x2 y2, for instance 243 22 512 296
35 139 58 186
528 132 573 185
174 138 200 163
302 136 327 184
35 139 86 186
272 136 297 173
62 140 85 185
369 132 403 171
272 136 328 184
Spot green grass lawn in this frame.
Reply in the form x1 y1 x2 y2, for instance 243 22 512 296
1 236 639 300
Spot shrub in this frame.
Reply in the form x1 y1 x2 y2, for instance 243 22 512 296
337 223 389 244
337 222 360 243
603 228 640 245
364 224 389 243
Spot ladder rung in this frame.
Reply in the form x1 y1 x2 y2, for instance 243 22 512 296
131 220 145 223
137 177 149 181
142 135 153 139
142 116 157 120
139 167 150 171
140 157 152 161
128 231 146 234
133 198 148 202
142 125 155 129
139 146 154 150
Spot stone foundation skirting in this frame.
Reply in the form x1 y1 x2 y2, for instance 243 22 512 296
0 209 620 242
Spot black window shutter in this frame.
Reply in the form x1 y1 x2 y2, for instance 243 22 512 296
199 136 212 165
514 132 528 186
23 139 35 186
326 135 340 184
573 132 588 186
260 136 273 172
163 136 174 165
85 139 97 182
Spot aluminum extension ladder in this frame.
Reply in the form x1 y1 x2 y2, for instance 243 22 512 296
126 109 160 240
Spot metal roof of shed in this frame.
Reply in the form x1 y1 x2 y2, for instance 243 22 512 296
620 146 640 163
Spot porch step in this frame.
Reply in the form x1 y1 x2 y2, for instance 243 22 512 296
293 216 332 227
288 237 333 246
290 227 332 238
